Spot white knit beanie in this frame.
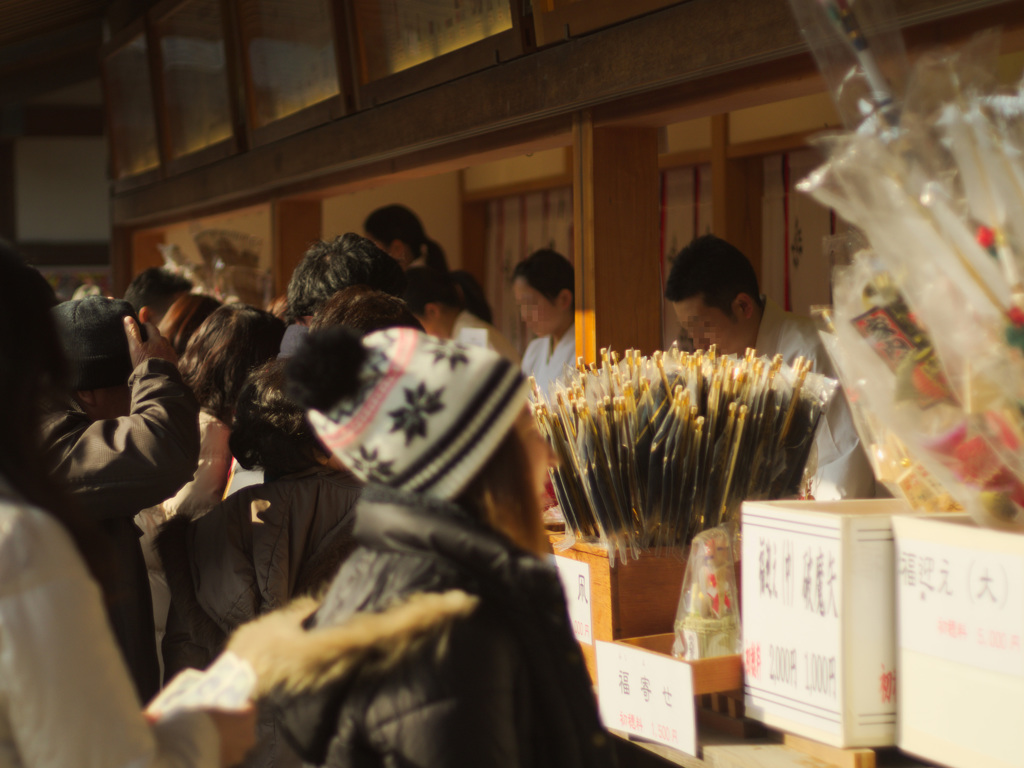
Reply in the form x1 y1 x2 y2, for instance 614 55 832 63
287 327 529 500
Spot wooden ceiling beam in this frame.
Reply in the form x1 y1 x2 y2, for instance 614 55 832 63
112 0 1020 227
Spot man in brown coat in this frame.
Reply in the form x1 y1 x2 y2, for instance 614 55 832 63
42 296 200 702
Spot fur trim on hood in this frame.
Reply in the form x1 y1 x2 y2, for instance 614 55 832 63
227 590 479 698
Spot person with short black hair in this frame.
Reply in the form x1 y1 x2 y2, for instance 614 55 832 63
287 234 406 322
281 234 406 357
665 233 876 500
124 267 193 326
404 266 518 362
364 204 448 272
512 249 575 394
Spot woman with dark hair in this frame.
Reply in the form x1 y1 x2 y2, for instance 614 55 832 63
309 284 423 334
364 204 449 272
159 293 222 358
139 304 284 679
512 248 576 395
159 359 363 768
0 244 255 767
449 268 493 324
221 328 614 768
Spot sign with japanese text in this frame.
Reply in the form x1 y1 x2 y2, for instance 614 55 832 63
553 555 593 644
595 640 697 756
742 509 846 737
897 538 1024 677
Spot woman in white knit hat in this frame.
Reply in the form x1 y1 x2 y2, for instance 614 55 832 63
223 326 615 768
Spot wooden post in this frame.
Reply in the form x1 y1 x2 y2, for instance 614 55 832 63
711 113 764 282
273 199 322 298
131 230 166 275
572 111 661 363
459 197 488 283
111 228 166 297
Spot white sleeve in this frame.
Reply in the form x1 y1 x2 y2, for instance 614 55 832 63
811 388 878 501
0 506 220 768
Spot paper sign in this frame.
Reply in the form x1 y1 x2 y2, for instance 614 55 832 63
147 652 256 717
595 640 697 756
897 538 1024 677
553 554 593 644
456 327 489 349
742 511 845 736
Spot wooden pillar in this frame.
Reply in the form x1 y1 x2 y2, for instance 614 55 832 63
273 199 322 297
572 111 661 364
711 113 764 281
131 230 166 273
460 198 488 284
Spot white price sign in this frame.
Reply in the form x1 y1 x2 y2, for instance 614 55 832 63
742 513 845 736
595 640 697 756
553 554 593 644
897 538 1024 677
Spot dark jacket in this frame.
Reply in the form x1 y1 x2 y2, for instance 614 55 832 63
40 358 200 702
158 466 362 672
227 484 616 768
158 466 362 768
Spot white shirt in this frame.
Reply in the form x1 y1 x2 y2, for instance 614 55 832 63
0 483 219 768
451 310 520 364
755 298 877 500
521 326 576 396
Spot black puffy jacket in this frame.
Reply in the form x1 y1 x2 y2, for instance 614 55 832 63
227 483 617 768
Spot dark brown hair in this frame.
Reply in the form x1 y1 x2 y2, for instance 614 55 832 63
158 293 222 357
179 304 285 422
230 359 325 479
310 285 423 334
457 424 547 557
265 293 289 322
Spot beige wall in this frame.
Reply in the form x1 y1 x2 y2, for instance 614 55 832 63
462 147 568 193
321 172 463 268
729 92 839 144
663 117 712 154
15 137 110 242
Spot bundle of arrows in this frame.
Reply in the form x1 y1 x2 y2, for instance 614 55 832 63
530 346 836 564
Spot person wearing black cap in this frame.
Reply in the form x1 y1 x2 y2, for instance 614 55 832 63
41 296 202 702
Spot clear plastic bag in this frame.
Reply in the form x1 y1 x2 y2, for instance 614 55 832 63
672 525 742 660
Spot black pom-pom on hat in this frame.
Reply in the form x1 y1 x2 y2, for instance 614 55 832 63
285 326 369 412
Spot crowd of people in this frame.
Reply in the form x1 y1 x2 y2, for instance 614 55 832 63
0 202 614 768
0 202 874 768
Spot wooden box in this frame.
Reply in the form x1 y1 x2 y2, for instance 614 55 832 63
550 534 688 681
741 499 913 748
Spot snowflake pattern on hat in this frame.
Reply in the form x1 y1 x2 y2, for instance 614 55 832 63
388 383 445 445
350 445 395 481
306 328 530 500
424 338 470 370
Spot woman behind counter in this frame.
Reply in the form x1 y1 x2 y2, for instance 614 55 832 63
512 248 576 395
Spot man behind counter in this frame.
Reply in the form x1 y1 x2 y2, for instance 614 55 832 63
665 234 877 500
